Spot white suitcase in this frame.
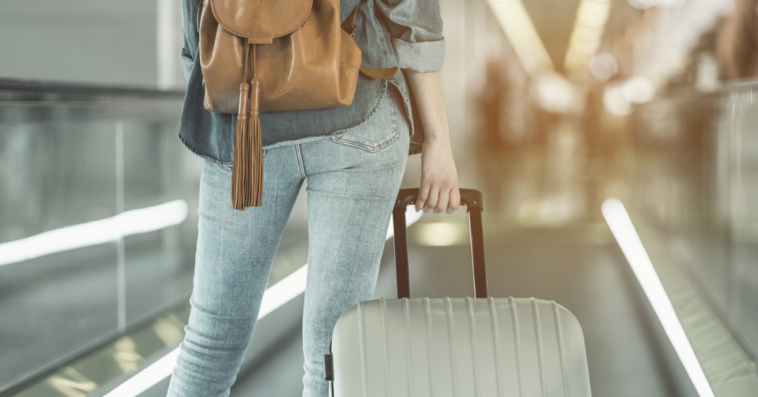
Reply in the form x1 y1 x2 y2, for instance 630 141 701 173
325 188 592 397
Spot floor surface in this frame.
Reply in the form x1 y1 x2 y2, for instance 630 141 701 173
228 218 698 397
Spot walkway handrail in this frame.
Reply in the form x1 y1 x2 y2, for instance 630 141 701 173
0 78 185 100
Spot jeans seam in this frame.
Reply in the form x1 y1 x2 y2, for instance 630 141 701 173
304 186 398 200
262 134 332 151
330 131 400 152
295 144 306 178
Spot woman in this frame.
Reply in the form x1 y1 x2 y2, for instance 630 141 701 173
168 0 459 395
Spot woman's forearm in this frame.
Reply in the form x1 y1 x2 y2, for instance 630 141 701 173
404 69 460 213
405 70 450 142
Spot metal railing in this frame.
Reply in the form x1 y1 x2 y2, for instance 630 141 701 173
0 79 196 393
631 79 758 366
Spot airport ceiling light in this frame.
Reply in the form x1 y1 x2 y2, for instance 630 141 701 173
486 0 555 76
603 76 656 116
564 0 612 81
588 52 619 81
622 76 656 103
533 72 585 114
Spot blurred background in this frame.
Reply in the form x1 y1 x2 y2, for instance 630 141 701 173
2 0 758 396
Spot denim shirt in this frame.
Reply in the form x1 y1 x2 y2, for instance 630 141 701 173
178 0 445 165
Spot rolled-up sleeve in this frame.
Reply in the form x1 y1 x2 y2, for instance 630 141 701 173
375 0 446 73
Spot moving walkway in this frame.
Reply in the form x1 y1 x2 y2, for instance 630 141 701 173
2 78 758 397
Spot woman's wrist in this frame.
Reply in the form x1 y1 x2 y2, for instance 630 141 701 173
422 129 450 146
405 70 450 140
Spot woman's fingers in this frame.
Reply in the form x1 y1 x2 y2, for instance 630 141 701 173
435 186 450 213
446 187 461 214
417 182 461 213
416 185 430 211
423 185 440 212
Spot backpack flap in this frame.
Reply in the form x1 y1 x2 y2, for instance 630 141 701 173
199 0 385 211
210 0 313 44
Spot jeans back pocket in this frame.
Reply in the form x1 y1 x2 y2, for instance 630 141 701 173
330 86 400 152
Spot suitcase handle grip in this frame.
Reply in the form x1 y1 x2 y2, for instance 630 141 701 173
392 188 488 299
394 188 483 211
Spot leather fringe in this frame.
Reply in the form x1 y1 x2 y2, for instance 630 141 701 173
232 82 252 210
231 79 263 210
248 79 263 207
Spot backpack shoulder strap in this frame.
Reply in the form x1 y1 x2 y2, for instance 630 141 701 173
342 5 399 79
360 65 399 79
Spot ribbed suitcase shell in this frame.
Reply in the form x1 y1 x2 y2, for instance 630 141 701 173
331 296 591 397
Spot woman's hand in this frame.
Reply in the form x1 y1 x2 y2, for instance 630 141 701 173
418 136 460 213
404 70 461 213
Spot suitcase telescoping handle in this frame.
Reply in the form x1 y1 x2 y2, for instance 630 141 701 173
392 188 488 299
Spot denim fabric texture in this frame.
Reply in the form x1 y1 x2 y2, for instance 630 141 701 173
178 0 445 165
167 85 411 397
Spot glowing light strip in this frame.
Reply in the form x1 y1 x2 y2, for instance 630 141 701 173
0 200 188 267
601 198 715 397
564 0 612 80
104 208 423 397
485 0 554 75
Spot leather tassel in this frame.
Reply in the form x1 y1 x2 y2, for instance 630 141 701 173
231 82 251 210
248 79 264 207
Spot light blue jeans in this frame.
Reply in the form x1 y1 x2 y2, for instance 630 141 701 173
167 87 410 397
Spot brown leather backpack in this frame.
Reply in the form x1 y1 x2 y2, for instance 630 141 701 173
199 0 397 210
